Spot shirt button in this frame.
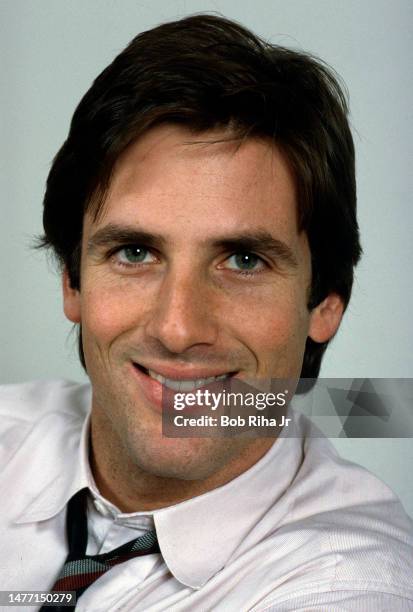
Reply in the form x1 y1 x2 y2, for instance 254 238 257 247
93 499 111 517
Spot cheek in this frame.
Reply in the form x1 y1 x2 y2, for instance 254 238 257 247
80 283 146 344
230 286 310 365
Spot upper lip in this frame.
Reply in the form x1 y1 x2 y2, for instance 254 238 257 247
133 361 236 380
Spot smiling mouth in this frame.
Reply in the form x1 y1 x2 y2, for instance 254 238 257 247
133 363 234 392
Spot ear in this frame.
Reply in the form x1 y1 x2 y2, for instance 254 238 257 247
308 293 344 343
62 268 81 323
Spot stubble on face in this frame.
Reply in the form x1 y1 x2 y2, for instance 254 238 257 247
75 125 312 510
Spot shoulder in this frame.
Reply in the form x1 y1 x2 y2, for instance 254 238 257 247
289 414 413 531
274 422 413 603
0 379 91 422
0 379 91 465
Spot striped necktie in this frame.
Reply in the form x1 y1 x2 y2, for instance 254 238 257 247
40 488 160 611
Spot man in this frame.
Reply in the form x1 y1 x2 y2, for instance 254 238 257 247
1 14 412 611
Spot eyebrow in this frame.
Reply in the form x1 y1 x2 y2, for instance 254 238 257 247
87 225 166 253
87 223 298 268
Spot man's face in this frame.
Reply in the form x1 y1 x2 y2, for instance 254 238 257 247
64 125 338 483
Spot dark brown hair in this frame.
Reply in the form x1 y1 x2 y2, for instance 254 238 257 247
40 14 361 378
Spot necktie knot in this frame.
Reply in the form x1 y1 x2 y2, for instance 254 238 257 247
41 489 160 610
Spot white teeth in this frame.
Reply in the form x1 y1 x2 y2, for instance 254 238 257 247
146 369 228 391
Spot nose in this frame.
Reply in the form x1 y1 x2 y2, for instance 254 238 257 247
145 266 219 354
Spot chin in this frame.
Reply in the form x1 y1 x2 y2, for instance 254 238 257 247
127 435 237 482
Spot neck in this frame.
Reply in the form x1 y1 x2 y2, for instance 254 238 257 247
89 417 275 512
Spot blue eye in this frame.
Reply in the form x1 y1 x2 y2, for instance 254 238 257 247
226 252 264 272
115 246 154 265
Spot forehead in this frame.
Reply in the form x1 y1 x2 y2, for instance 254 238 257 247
87 124 299 241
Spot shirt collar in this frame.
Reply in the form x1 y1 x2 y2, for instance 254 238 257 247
153 420 303 588
14 409 90 524
15 394 303 590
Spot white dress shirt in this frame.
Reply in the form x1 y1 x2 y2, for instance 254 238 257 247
0 379 412 611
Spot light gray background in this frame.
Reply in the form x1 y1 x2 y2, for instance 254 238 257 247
1 1 412 515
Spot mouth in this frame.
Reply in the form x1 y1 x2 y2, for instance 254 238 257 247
133 362 235 392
